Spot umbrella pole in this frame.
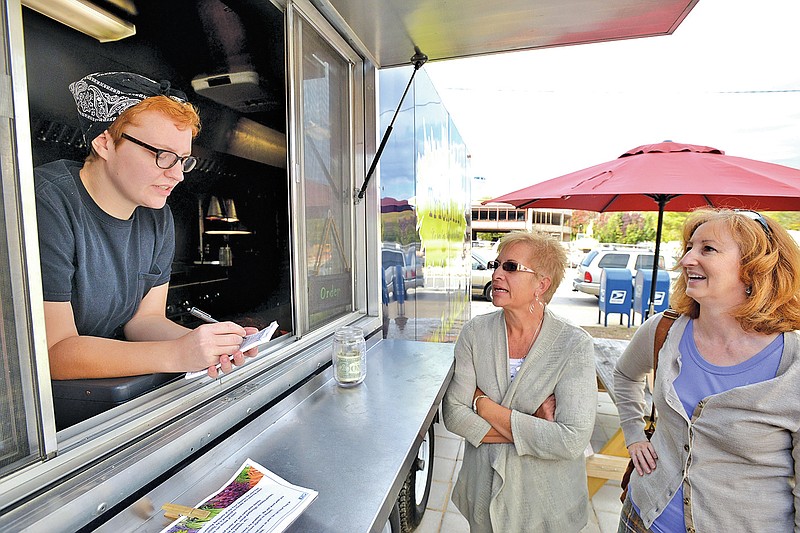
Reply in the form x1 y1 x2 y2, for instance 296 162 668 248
647 198 667 319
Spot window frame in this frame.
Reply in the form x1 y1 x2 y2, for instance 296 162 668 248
0 0 55 473
287 0 372 337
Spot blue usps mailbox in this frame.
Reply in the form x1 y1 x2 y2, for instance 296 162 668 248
599 268 632 327
633 269 670 324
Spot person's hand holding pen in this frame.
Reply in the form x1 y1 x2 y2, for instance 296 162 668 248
186 307 260 378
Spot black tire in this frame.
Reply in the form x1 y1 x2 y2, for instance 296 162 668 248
398 423 435 532
381 500 401 533
483 283 493 301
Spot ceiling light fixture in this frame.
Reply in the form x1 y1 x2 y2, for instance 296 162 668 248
22 0 136 43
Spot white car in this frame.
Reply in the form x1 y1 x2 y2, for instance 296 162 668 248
573 247 665 296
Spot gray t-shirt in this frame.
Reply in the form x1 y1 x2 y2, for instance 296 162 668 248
35 159 174 339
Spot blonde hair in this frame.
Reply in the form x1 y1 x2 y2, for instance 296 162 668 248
671 208 800 333
87 95 200 162
497 230 567 303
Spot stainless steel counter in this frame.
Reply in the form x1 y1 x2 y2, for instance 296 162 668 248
592 338 651 409
593 338 630 402
99 339 454 533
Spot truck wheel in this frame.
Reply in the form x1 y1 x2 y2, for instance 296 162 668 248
398 423 435 532
483 283 493 301
381 500 401 533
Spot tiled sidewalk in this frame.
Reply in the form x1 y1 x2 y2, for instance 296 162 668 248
416 391 624 533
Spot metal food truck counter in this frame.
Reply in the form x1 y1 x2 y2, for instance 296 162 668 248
99 339 455 532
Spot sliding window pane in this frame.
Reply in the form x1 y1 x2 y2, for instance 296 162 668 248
298 17 354 329
0 210 32 474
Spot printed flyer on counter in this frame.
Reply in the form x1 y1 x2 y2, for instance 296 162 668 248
160 459 317 533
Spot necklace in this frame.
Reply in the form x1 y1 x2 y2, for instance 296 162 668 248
511 311 545 359
529 312 545 350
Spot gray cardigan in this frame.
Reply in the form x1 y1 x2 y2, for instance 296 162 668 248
442 308 597 533
614 313 800 532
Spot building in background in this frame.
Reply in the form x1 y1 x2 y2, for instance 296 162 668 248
471 202 572 242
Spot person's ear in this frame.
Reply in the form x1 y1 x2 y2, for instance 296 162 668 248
91 130 113 161
538 276 552 298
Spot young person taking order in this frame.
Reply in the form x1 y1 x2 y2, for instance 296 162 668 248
36 72 258 380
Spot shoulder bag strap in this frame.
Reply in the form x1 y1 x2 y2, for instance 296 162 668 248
646 308 680 427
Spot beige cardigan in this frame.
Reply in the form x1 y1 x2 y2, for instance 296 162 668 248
614 313 800 532
442 308 597 533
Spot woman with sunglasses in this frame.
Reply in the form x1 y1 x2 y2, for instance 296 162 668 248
614 208 800 532
442 230 597 532
36 72 258 380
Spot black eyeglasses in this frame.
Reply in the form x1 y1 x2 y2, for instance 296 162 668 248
733 209 771 238
487 259 538 275
121 133 197 172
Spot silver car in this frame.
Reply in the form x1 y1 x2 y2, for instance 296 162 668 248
471 250 496 300
573 247 665 296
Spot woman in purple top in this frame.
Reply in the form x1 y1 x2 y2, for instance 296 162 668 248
614 208 800 532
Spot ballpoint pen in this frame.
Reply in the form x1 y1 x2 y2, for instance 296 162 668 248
188 307 219 323
187 306 227 380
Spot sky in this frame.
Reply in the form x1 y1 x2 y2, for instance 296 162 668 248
424 0 800 200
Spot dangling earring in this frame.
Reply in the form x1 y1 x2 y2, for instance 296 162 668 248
745 286 752 297
529 293 540 314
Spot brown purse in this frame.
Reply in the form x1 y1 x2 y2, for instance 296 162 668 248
619 308 679 503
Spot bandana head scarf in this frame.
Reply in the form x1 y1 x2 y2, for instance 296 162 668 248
68 71 188 146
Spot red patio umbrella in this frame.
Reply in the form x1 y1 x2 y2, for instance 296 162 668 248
489 141 800 315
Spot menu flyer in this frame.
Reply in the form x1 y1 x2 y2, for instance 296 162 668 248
160 459 317 533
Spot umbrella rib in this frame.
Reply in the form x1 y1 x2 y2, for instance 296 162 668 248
599 195 620 212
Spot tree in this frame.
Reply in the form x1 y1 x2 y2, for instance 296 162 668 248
766 211 800 231
570 210 597 237
570 209 797 247
592 211 657 244
660 212 689 241
593 213 622 243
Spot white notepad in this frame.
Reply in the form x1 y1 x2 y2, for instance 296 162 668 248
185 321 279 379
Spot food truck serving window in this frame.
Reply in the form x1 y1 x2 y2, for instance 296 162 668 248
0 0 377 526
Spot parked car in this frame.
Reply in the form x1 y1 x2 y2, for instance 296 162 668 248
382 246 408 302
573 246 665 296
403 243 424 290
471 250 496 301
382 244 424 302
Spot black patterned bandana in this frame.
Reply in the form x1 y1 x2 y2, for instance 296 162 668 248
68 71 188 146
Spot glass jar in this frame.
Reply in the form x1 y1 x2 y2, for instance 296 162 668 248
218 243 233 266
332 326 366 387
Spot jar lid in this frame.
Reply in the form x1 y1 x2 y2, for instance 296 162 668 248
334 325 364 339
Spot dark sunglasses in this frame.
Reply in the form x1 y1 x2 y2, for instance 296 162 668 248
487 259 538 275
121 133 198 172
733 209 771 238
